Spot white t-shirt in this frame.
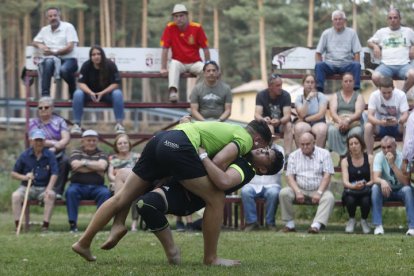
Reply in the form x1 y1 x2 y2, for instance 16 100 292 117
368 88 409 120
33 21 79 59
368 26 414 65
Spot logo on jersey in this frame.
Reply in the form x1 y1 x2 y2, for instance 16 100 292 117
164 140 179 149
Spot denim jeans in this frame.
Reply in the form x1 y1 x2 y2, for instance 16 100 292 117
241 185 281 226
315 61 361 92
39 58 78 98
66 183 111 223
72 88 125 124
371 184 414 228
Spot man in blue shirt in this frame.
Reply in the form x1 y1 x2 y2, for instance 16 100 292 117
11 129 59 232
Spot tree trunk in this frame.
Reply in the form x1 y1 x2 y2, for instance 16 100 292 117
104 0 111 46
352 1 357 31
119 0 127 47
213 7 219 50
0 24 5 99
141 0 150 129
110 0 116 46
258 0 266 81
307 0 314 47
99 0 105 45
198 0 205 25
78 1 85 46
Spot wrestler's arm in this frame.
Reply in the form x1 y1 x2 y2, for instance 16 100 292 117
211 142 239 171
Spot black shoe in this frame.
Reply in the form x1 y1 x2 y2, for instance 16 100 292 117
176 221 185 232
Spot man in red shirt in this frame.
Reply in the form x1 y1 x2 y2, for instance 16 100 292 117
160 4 210 102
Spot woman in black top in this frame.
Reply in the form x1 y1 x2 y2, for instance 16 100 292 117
341 134 374 234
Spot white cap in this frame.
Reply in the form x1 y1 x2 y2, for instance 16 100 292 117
30 129 46 140
82 129 99 137
172 4 188 15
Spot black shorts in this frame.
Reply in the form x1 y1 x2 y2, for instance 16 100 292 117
161 179 205 216
132 130 207 183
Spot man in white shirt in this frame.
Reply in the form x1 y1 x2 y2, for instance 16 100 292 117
367 8 414 92
33 7 79 99
364 76 409 154
279 132 335 234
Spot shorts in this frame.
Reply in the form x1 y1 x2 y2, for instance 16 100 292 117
377 125 403 138
161 179 205 216
375 63 414 80
15 185 46 201
132 130 207 183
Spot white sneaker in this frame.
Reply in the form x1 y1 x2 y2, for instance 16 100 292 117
115 123 125 134
374 225 384 235
406 229 414 236
361 219 370 234
345 218 356 233
70 124 82 135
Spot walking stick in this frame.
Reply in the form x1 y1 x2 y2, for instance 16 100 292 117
16 178 33 236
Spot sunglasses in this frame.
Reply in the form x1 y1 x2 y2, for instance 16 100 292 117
270 73 282 80
38 106 50 110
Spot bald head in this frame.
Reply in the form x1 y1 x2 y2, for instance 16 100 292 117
299 132 315 156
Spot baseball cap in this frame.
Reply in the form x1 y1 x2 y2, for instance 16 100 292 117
30 129 46 140
82 129 99 138
172 4 188 15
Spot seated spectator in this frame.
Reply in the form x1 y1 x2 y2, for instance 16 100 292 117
108 134 140 231
294 74 328 149
11 129 58 232
364 76 409 154
327 73 365 156
402 111 414 163
371 136 414 236
255 74 293 155
29 96 70 199
66 129 111 232
71 46 125 135
160 4 210 102
341 134 374 234
279 132 335 234
367 8 414 92
241 144 284 231
315 10 361 93
32 7 79 98
190 61 232 122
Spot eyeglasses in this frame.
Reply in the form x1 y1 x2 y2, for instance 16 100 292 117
388 16 399 20
38 106 50 110
270 73 282 80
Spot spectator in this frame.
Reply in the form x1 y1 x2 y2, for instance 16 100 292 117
367 8 414 92
66 129 111 232
190 61 232 121
327 73 365 156
32 7 79 98
108 134 140 231
241 144 284 231
160 4 210 102
11 129 58 232
341 134 374 234
402 111 414 163
279 132 335 234
255 74 293 155
315 10 362 93
364 76 409 154
294 74 328 149
371 136 414 236
29 96 70 199
71 46 125 135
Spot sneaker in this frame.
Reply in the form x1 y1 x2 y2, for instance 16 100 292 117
345 218 356 233
308 227 320 234
115 123 125 134
244 223 259 232
169 91 179 103
280 226 296 233
70 124 82 135
176 221 186 232
374 225 384 235
70 224 78 233
361 219 370 234
406 229 414 236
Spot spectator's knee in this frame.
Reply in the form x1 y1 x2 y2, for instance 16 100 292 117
11 191 22 203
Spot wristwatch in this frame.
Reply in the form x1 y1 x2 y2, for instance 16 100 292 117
199 152 208 161
82 160 88 167
317 190 323 196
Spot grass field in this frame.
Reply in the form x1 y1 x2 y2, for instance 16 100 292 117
1 211 414 276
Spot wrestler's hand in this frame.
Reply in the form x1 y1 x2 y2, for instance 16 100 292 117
198 147 206 155
179 115 192 124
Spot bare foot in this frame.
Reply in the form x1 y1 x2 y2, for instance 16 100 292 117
209 257 241 267
167 247 181 265
72 242 96 262
100 225 128 250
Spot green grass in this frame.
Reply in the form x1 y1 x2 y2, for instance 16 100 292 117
1 212 414 275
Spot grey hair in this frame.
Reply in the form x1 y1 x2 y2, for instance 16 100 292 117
381 135 396 145
332 10 346 20
38 96 54 107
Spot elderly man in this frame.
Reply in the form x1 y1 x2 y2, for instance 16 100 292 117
371 136 414 236
315 10 362 93
364 76 409 154
160 4 210 102
368 8 414 92
11 129 58 232
33 7 79 98
29 96 70 199
190 61 232 122
279 132 335 234
65 130 111 232
255 74 293 155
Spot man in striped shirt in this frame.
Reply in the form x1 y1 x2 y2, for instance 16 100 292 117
279 132 335 233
